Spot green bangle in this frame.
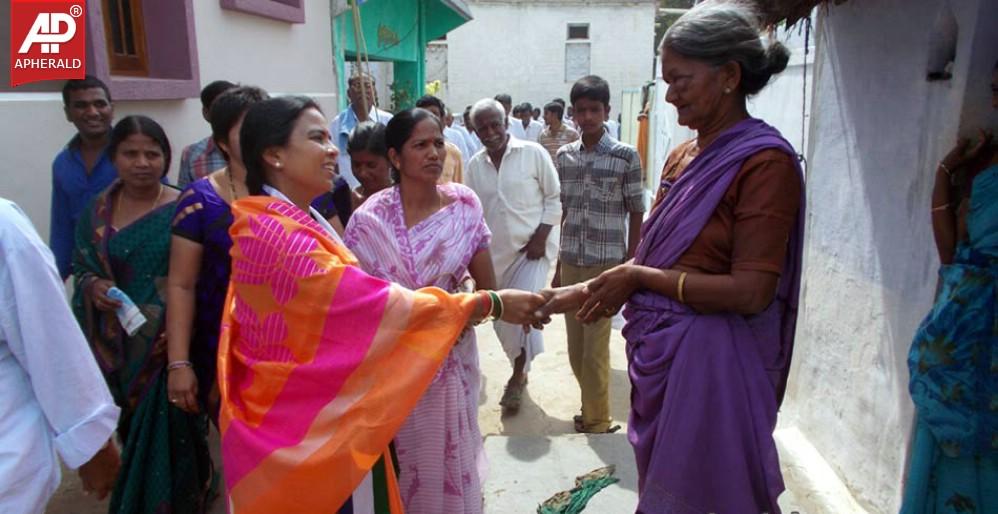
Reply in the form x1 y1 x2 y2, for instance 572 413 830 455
488 290 503 320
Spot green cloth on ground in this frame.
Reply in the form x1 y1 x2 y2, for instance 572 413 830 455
538 465 620 514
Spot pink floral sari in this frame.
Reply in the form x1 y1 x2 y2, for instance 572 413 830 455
344 183 491 514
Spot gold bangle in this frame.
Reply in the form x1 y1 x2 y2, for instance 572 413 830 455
677 272 688 304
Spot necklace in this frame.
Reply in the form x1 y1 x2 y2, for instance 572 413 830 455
116 183 164 219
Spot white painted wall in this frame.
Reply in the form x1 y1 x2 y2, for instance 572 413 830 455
647 23 813 195
783 0 996 512
444 0 657 118
0 0 338 238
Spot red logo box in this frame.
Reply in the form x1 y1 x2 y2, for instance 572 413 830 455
9 0 87 87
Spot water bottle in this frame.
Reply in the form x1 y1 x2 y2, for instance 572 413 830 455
106 286 147 337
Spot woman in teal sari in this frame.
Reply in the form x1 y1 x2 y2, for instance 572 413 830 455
901 63 998 513
72 115 212 513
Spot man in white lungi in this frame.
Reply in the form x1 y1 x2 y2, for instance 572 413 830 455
0 198 121 513
465 99 561 413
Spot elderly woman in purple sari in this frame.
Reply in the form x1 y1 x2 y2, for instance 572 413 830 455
343 108 495 514
541 3 805 513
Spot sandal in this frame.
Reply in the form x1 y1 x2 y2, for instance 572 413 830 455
574 418 621 434
500 381 525 412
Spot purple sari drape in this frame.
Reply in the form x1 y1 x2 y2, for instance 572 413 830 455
622 118 805 514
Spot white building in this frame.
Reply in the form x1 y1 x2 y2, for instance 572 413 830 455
0 0 339 237
434 0 658 121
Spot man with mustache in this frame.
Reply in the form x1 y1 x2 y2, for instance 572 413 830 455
465 98 562 413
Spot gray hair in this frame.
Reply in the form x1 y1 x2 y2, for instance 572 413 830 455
660 1 790 96
470 98 505 124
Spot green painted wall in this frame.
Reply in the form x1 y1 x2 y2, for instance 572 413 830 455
333 0 468 111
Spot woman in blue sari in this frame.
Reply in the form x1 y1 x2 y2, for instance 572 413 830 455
900 63 998 514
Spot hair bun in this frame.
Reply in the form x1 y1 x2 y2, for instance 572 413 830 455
765 41 791 76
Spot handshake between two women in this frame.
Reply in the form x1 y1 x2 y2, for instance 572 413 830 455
482 279 614 329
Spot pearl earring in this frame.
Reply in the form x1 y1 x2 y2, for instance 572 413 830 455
724 87 732 94
275 161 282 168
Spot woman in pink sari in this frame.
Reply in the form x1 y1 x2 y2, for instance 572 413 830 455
344 108 494 514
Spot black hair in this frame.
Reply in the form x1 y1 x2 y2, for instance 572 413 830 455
348 73 376 88
494 93 512 106
570 75 611 107
200 80 237 111
209 86 269 161
347 121 388 157
240 96 322 195
62 75 111 106
384 108 444 182
414 95 446 116
552 98 566 107
108 115 172 177
544 102 564 119
519 102 533 113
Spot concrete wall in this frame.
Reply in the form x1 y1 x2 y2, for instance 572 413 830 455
0 0 338 238
443 0 656 117
782 0 996 512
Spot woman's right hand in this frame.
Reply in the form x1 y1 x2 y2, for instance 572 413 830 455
89 279 122 312
167 367 200 414
495 289 547 325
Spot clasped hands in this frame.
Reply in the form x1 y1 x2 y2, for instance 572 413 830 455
499 263 640 330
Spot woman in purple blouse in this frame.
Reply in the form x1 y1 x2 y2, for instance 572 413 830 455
165 86 268 421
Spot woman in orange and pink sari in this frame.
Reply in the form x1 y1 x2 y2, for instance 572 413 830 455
218 95 545 513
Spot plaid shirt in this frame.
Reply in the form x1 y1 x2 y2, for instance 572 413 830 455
556 131 645 267
178 136 227 187
537 123 580 162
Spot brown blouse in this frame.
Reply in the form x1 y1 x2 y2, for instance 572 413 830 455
655 140 802 276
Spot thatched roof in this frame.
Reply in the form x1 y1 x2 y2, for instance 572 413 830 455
752 0 850 27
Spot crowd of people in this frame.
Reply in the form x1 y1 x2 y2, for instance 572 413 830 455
1 1 994 514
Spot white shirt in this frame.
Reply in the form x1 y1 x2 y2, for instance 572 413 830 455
523 119 544 141
329 104 394 189
462 128 483 156
443 125 471 164
464 137 561 273
0 199 119 514
507 115 527 140
605 120 621 140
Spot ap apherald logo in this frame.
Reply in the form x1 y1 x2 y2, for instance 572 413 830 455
10 0 87 87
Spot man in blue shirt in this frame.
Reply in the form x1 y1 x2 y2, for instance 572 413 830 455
328 73 392 189
50 76 117 280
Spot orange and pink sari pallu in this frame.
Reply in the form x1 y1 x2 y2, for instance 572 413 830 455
217 197 477 513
